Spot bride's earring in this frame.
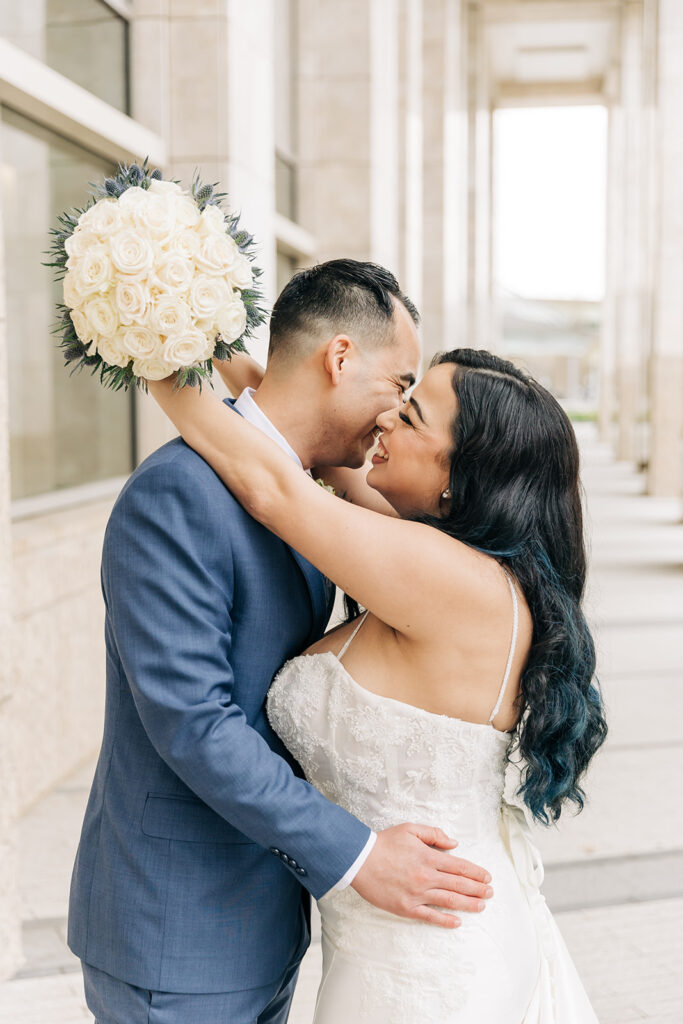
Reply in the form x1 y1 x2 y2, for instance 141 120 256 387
441 488 451 501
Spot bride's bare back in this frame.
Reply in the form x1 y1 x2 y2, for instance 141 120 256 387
307 554 533 734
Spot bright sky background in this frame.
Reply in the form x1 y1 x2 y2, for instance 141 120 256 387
493 105 608 302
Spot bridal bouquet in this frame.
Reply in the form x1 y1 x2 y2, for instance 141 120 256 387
46 160 265 389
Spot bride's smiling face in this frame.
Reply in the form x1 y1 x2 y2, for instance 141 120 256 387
367 362 456 517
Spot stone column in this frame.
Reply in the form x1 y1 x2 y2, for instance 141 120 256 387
600 56 624 447
465 0 492 351
615 1 647 463
297 0 400 268
0 138 22 982
422 0 468 360
131 0 276 460
647 0 683 495
397 0 423 309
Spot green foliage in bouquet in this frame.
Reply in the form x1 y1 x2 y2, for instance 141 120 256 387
45 158 267 391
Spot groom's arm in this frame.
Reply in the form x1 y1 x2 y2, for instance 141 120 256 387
103 453 370 899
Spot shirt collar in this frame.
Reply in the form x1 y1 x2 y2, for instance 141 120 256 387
233 388 304 469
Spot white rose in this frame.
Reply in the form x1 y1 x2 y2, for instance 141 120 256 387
196 233 238 275
75 245 113 296
117 186 150 216
110 229 155 277
70 308 94 343
148 179 183 196
149 293 192 336
200 204 227 235
162 328 212 369
120 326 159 360
200 232 253 290
167 227 201 261
228 252 253 291
194 318 217 336
153 253 194 293
216 297 247 342
65 227 100 259
200 334 218 360
63 270 84 310
95 331 130 368
115 279 149 325
132 353 174 381
84 199 122 239
189 273 230 321
136 193 176 240
75 204 99 228
83 296 119 337
174 194 201 228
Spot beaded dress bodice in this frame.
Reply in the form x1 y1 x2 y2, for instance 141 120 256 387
268 648 512 843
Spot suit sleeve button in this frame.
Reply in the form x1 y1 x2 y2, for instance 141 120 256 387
270 848 280 856
296 867 307 876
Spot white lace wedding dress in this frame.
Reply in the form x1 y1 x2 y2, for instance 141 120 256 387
267 577 599 1023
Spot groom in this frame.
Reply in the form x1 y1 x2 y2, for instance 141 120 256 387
69 260 492 1024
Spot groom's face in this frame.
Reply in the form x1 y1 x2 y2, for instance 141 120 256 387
325 300 422 468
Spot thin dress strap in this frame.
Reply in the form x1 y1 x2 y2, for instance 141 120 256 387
488 571 519 726
337 611 369 663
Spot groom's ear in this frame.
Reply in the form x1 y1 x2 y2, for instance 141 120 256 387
322 335 355 385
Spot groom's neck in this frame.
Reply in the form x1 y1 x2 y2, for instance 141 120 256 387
250 372 319 470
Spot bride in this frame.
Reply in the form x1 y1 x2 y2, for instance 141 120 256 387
147 345 606 1022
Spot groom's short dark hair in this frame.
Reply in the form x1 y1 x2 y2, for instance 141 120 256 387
268 259 420 364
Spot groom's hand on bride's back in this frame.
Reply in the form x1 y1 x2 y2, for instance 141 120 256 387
350 823 493 928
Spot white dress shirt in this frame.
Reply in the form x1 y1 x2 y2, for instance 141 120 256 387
233 389 377 892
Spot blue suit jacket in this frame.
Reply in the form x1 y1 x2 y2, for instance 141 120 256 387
68 416 370 994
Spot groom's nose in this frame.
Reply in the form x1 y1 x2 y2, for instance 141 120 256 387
375 408 396 432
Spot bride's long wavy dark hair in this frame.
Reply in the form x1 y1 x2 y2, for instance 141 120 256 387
409 348 607 824
344 348 608 824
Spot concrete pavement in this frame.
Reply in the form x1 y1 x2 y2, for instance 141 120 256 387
1 425 681 1023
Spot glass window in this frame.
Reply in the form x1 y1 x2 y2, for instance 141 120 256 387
0 0 129 114
0 107 134 500
274 0 298 221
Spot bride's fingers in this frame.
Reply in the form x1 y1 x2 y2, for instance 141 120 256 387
427 888 489 914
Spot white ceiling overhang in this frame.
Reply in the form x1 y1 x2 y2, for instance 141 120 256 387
482 0 621 106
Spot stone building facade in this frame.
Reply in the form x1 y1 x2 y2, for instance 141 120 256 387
0 0 681 980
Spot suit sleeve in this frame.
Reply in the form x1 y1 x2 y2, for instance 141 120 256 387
102 455 371 899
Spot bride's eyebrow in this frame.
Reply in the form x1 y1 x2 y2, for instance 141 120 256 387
408 396 426 424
